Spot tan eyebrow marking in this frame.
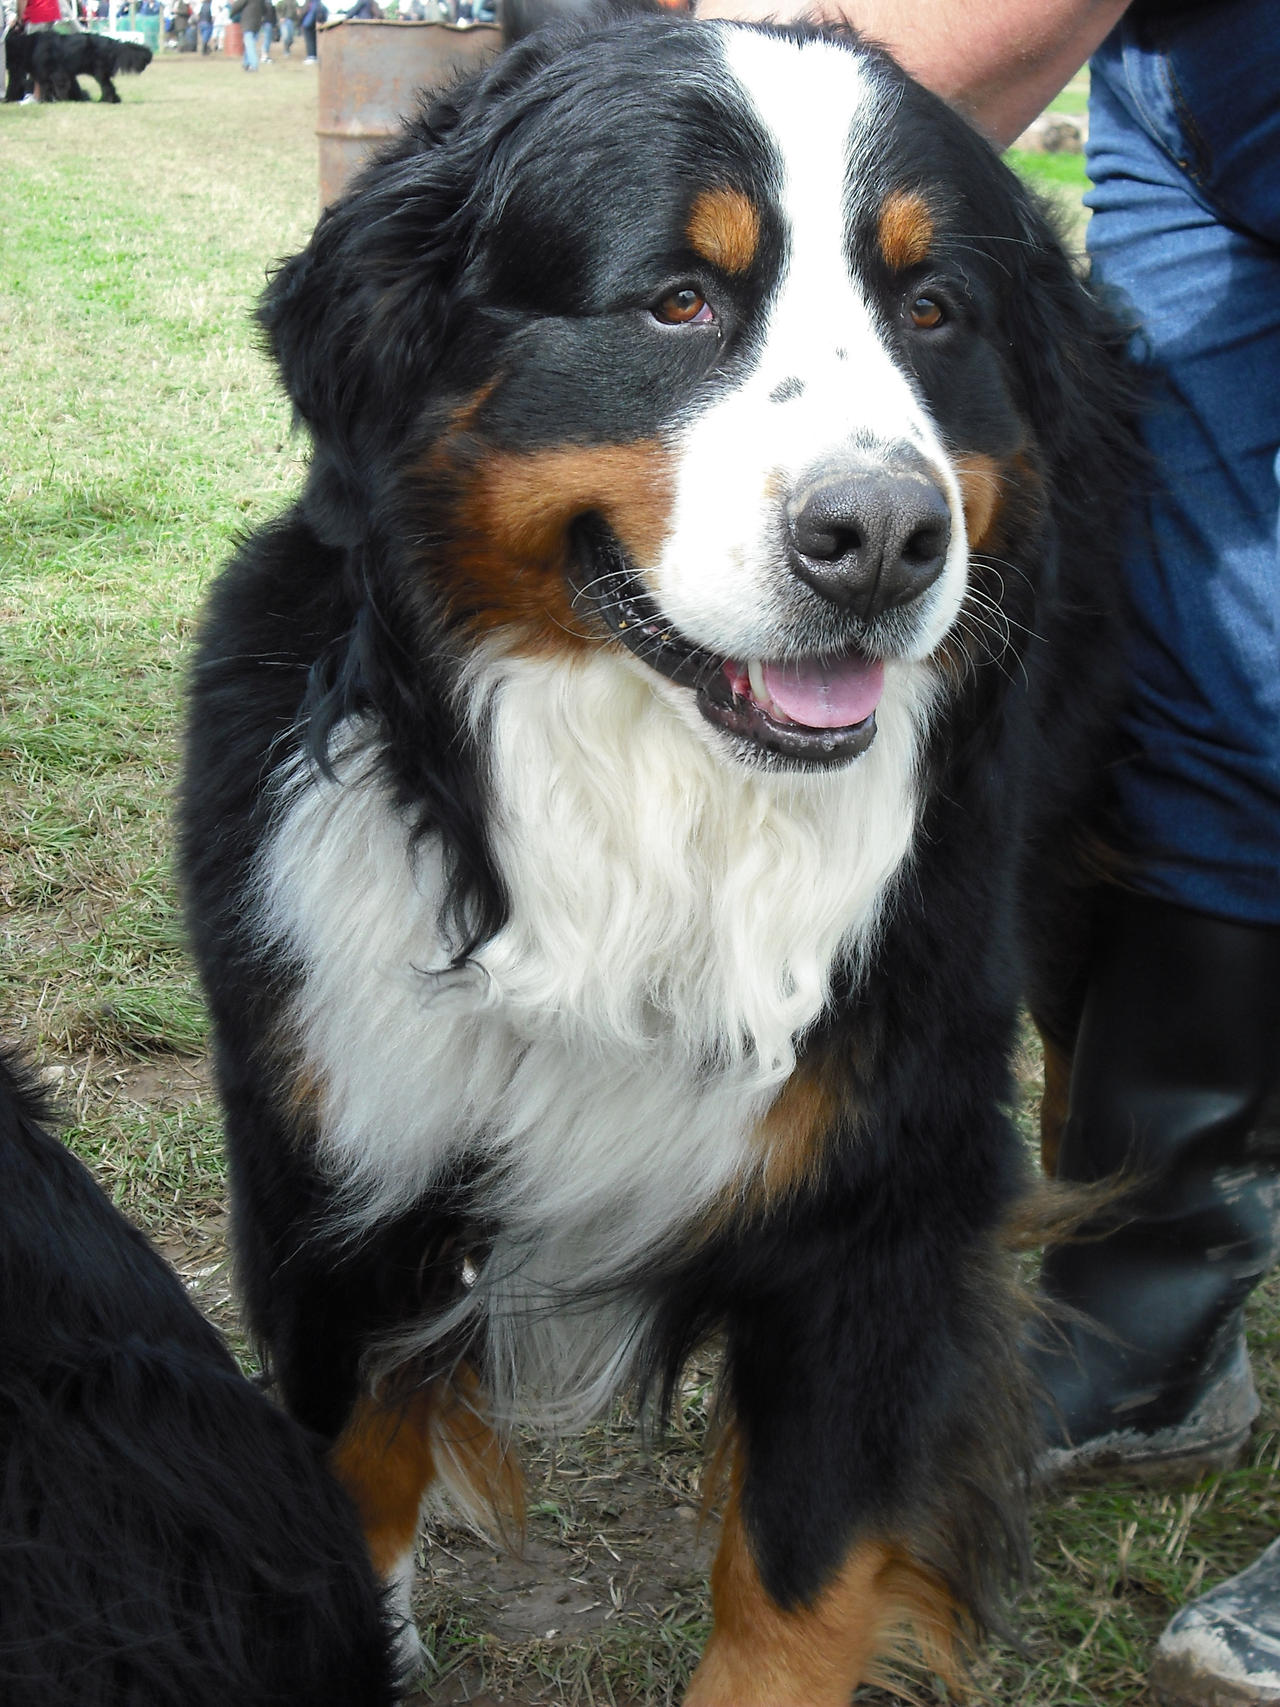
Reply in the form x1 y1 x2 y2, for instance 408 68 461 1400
877 189 934 271
686 187 762 276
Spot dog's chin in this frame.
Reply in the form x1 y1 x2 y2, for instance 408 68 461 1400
568 520 884 773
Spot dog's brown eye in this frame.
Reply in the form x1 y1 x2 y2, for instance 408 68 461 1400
654 288 712 325
908 294 945 330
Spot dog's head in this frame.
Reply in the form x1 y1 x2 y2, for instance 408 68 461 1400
265 12 1119 771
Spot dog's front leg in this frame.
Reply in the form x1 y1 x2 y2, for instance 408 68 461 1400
684 1439 952 1707
679 1176 1030 1707
330 1370 523 1677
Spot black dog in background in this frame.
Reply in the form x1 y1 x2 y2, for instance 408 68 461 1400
0 1043 398 1707
4 26 152 102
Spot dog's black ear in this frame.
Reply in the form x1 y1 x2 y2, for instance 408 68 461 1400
259 33 578 532
258 87 479 487
1004 195 1138 492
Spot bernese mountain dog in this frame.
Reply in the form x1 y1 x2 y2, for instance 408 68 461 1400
0 1043 397 1704
180 11 1136 1700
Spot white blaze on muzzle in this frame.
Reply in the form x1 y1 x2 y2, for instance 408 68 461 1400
649 26 970 669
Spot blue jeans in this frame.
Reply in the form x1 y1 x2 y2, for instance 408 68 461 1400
242 22 259 65
1086 3 1280 925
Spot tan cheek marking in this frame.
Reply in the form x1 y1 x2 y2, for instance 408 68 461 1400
877 189 934 273
687 187 761 277
440 441 676 652
953 451 1005 551
933 448 1047 684
685 1448 964 1706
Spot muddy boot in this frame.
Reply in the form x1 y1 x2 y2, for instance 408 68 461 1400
1031 893 1280 1483
1152 1537 1280 1706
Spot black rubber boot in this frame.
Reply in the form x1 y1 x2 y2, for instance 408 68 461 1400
1032 892 1280 1483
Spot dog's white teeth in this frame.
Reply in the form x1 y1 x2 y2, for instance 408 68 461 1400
747 658 769 707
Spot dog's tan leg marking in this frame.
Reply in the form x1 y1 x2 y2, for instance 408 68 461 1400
329 1371 523 1578
686 1462 888 1707
329 1389 439 1578
749 1065 840 1206
685 1451 963 1707
429 1366 525 1540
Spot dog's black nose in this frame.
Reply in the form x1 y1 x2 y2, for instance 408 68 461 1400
786 462 952 619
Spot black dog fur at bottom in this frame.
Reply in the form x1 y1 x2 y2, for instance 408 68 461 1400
4 27 152 102
0 1043 398 1707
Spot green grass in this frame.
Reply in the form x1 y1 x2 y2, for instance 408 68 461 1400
5 58 1280 1707
2 56 315 1070
1009 148 1091 194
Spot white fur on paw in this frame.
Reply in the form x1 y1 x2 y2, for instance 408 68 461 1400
387 1548 425 1687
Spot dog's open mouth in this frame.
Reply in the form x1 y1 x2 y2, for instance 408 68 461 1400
569 524 883 767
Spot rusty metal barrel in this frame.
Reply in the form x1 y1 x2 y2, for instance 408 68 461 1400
316 18 501 207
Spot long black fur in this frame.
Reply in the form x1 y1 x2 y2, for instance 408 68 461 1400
0 1043 397 1707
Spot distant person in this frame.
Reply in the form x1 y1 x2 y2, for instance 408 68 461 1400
16 0 61 32
299 0 321 55
197 0 212 48
228 0 263 67
276 0 295 51
258 0 274 58
13 0 61 97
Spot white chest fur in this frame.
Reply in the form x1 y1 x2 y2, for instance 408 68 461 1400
253 648 934 1420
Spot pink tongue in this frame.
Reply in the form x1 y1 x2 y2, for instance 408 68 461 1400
760 654 885 729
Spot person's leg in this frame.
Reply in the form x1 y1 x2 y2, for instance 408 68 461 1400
1034 0 1280 1478
1090 18 1280 928
242 21 258 66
